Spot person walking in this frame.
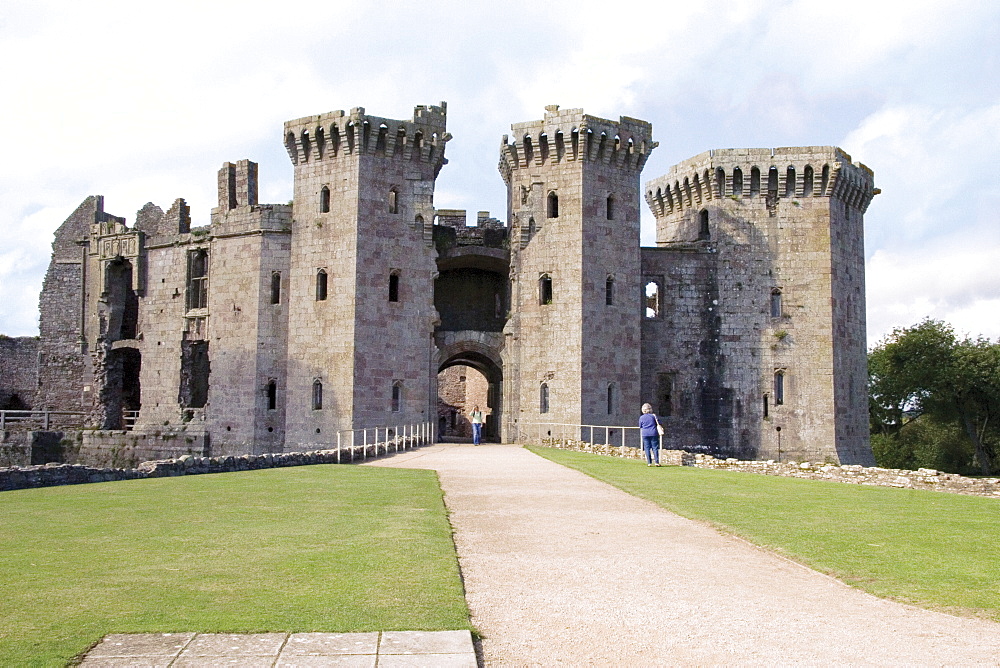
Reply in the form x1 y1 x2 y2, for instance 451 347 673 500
639 403 662 466
470 405 484 445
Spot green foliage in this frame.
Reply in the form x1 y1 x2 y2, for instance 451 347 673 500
0 466 469 664
869 319 1000 474
531 446 1000 620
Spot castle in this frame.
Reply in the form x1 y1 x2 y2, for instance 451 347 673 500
21 102 878 465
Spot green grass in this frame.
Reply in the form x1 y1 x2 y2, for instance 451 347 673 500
0 465 470 666
529 446 1000 620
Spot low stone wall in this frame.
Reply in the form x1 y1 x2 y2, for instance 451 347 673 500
539 439 1000 498
0 437 425 492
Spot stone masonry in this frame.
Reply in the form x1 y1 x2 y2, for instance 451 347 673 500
13 102 878 465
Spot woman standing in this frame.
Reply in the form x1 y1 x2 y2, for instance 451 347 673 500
639 403 661 466
470 405 484 445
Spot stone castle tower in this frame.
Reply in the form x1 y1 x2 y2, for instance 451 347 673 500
24 102 878 465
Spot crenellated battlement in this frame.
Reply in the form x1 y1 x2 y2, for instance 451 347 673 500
283 103 451 168
645 147 878 218
498 105 657 184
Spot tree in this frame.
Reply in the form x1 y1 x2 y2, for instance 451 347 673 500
868 319 1000 475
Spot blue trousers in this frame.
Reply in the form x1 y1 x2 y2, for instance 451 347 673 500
472 422 482 445
642 434 660 464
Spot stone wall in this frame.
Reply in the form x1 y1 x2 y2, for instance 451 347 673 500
0 336 38 409
538 439 1000 498
0 435 430 492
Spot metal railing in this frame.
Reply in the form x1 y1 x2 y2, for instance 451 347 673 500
333 421 436 462
524 421 647 449
0 410 89 431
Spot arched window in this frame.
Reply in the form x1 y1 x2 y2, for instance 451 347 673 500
270 272 281 305
698 210 710 240
750 167 761 197
770 289 782 318
539 274 553 305
316 269 328 301
803 166 814 197
285 131 297 164
605 275 615 306
388 188 399 214
528 217 536 236
773 371 784 405
301 130 311 162
606 194 615 220
785 166 796 197
767 167 779 196
732 168 744 196
547 191 559 218
715 167 726 197
315 127 325 159
607 383 615 415
312 379 323 410
644 280 660 318
392 381 402 412
554 130 565 161
389 271 400 302
375 123 388 154
266 380 277 410
320 186 330 213
415 214 424 226
820 164 830 195
540 383 550 414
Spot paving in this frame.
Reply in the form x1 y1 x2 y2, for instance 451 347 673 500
367 443 1000 666
79 630 476 667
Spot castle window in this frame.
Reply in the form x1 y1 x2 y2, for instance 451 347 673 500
301 130 311 162
315 127 325 159
715 167 726 197
547 191 559 218
388 188 399 214
187 249 209 310
528 217 536 236
803 166 814 196
555 130 565 161
570 128 579 160
415 214 424 226
786 166 796 197
607 383 615 415
773 371 784 405
539 274 553 305
320 186 330 213
606 276 615 306
820 164 830 195
316 269 328 301
392 381 403 412
750 167 761 197
606 194 615 220
267 380 277 410
270 272 281 305
732 168 743 196
312 380 323 410
376 123 388 154
389 271 400 302
770 289 782 318
285 131 297 165
768 167 779 196
763 393 769 418
523 135 534 164
540 383 550 414
658 372 675 417
698 210 710 240
539 133 549 162
644 280 660 319
329 125 340 157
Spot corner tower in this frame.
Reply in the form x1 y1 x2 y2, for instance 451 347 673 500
283 104 449 443
500 105 656 439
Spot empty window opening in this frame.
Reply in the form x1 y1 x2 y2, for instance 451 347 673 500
267 380 277 410
389 272 400 302
320 186 330 213
523 135 534 164
540 383 550 414
105 258 139 340
606 194 615 220
820 164 830 195
391 381 403 412
312 379 323 410
763 393 769 418
732 168 744 196
785 166 796 197
770 289 782 318
388 188 399 214
698 210 710 240
315 127 325 159
606 276 615 306
773 371 784 405
285 131 297 164
329 125 340 157
554 130 565 161
375 123 388 154
768 167 779 196
316 269 328 301
547 191 559 218
715 167 726 197
750 167 761 197
803 166 814 196
645 281 660 318
539 274 553 305
271 272 281 305
693 174 703 202
415 214 424 226
657 372 675 417
179 340 209 409
570 128 579 159
607 383 615 415
539 133 549 162
187 249 209 310
301 130 311 161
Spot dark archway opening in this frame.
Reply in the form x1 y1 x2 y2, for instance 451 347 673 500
437 351 502 442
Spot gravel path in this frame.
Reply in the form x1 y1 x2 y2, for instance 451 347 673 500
367 443 1000 666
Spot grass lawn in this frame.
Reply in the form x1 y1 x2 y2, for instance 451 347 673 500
0 465 470 666
529 446 1000 621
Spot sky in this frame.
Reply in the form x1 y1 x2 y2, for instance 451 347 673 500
1 0 997 347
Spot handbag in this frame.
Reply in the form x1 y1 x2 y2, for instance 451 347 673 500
655 416 664 437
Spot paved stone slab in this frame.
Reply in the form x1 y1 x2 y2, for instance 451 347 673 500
380 630 473 655
281 632 380 656
178 632 287 657
82 632 195 660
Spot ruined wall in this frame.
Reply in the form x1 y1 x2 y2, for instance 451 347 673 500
501 106 654 439
644 148 877 464
0 336 38 409
437 364 489 437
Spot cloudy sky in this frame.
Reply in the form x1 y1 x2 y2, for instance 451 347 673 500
1 0 997 346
